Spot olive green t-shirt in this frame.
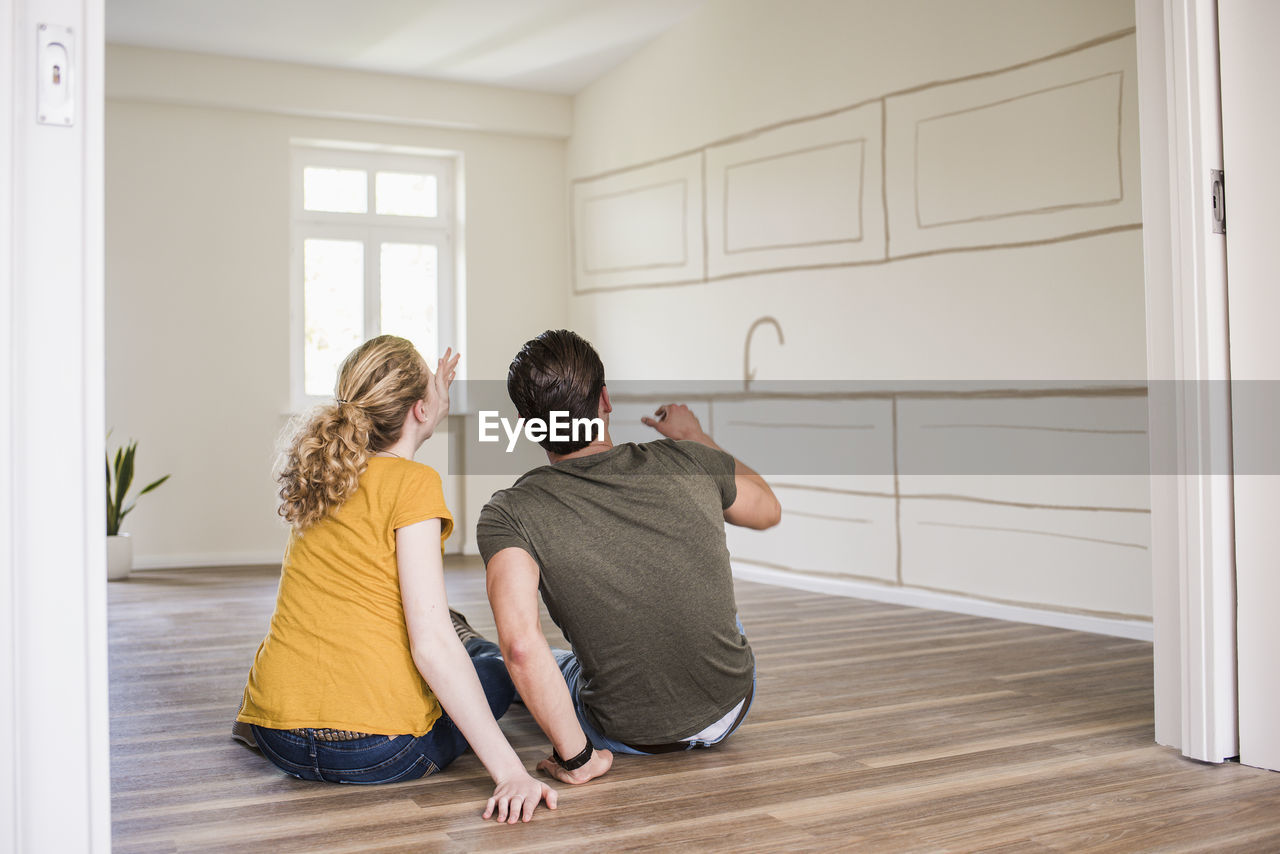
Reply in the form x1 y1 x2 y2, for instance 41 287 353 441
477 439 754 744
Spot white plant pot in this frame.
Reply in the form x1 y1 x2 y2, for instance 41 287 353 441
107 533 133 581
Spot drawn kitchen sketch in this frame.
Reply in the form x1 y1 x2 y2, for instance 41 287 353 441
575 29 1151 631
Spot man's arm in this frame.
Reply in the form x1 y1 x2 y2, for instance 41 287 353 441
641 404 782 530
484 546 613 785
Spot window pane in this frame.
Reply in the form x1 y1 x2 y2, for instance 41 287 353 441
303 167 367 213
380 243 438 360
304 239 364 396
375 172 438 217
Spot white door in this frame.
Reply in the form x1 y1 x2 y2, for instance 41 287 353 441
1218 0 1280 773
3 0 111 847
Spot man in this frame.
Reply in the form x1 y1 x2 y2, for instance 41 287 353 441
476 329 781 785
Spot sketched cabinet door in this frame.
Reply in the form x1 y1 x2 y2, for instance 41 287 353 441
1218 0 1280 774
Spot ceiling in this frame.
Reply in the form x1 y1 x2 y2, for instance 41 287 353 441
105 0 707 95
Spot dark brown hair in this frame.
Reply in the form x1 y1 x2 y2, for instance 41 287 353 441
507 329 605 454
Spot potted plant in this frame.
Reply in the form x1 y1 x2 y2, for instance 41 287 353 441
106 438 170 581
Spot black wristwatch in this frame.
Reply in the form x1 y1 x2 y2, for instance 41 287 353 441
552 741 594 771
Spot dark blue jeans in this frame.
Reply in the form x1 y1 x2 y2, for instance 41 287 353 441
251 639 513 784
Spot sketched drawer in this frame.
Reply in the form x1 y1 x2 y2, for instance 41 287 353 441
728 487 897 583
705 102 886 278
900 497 1151 617
710 397 896 494
572 154 704 293
884 33 1140 257
895 395 1150 510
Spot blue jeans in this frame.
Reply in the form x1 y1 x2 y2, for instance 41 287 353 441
554 631 755 756
251 639 513 784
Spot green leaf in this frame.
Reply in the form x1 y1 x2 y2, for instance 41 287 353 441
105 438 168 535
136 474 170 496
106 480 118 535
115 443 135 513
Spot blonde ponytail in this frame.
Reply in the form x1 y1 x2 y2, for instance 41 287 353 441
277 336 428 529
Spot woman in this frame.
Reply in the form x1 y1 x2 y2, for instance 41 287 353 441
235 335 554 823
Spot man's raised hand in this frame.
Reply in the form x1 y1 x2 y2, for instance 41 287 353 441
641 404 709 443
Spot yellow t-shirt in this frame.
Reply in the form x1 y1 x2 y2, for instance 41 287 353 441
237 458 454 736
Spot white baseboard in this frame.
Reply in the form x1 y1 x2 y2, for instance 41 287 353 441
132 551 282 570
731 562 1154 642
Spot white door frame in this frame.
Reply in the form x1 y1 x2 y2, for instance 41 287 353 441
1218 0 1280 774
2 0 111 850
1135 0 1238 763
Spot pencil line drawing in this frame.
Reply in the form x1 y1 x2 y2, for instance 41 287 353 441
912 72 1125 230
701 103 884 279
765 481 1150 515
732 556 1150 622
580 178 689 275
728 421 876 430
900 581 1150 622
571 153 703 291
917 520 1148 551
769 483 898 500
881 98 891 259
901 492 1149 515
572 25 1150 619
572 223 1143 295
919 423 1147 435
707 382 1150 608
569 28 1136 187
609 383 1149 405
742 316 784 391
571 29 1138 294
785 510 873 525
701 149 709 280
722 139 866 254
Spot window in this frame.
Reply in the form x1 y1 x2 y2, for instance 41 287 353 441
290 145 459 408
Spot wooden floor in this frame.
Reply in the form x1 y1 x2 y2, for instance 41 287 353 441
110 560 1280 853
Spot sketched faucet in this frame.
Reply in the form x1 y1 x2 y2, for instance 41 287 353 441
743 316 785 392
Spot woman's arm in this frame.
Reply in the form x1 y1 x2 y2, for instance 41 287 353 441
397 518 557 823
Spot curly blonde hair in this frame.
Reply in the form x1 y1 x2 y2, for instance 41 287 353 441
277 336 429 529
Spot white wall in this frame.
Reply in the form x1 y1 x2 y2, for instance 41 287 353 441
105 5 1158 634
566 0 1152 634
106 48 569 567
5 0 112 847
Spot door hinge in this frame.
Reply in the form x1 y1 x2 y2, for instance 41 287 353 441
1211 169 1226 234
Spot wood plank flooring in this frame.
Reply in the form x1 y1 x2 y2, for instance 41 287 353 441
109 560 1280 853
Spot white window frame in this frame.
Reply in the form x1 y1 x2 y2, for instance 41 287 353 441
289 144 459 411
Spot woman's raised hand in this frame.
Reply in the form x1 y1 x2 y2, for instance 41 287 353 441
424 348 461 430
435 347 460 396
